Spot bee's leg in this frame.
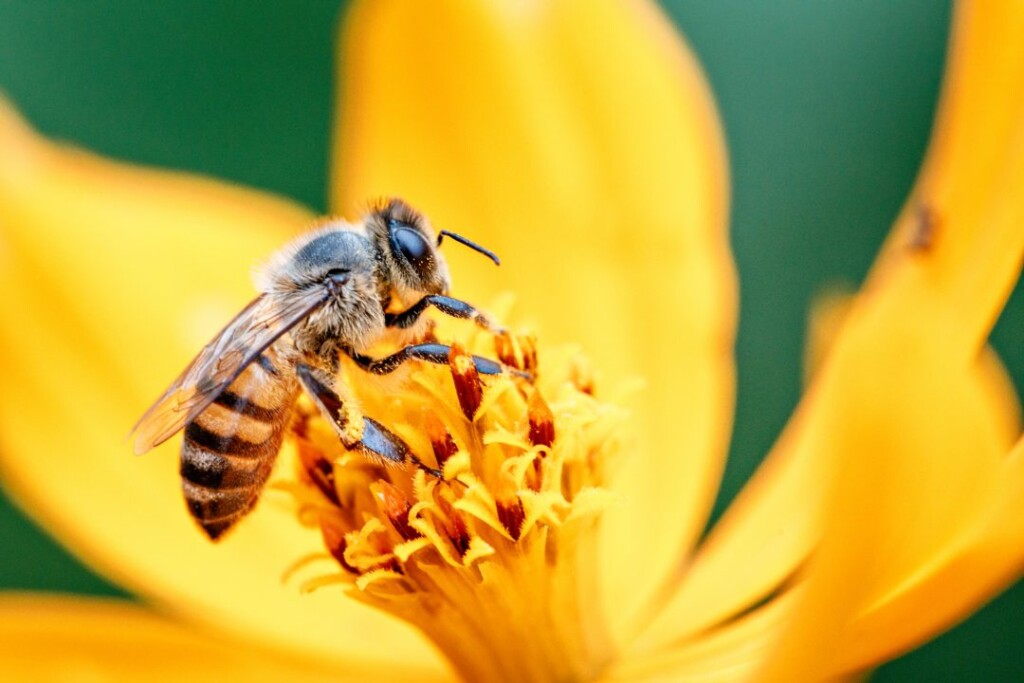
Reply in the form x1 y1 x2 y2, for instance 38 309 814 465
347 343 508 377
385 295 502 332
295 364 361 446
295 363 441 476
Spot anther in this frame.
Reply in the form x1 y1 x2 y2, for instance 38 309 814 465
374 481 421 542
569 357 595 396
528 390 556 448
320 519 358 574
520 335 538 374
378 557 404 574
447 514 471 557
297 440 340 505
425 414 459 467
495 332 518 369
449 343 483 420
496 497 526 541
528 456 545 493
435 490 472 557
495 331 538 374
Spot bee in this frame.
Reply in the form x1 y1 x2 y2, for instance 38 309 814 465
132 199 505 540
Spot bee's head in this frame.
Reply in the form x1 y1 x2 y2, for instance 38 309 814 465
368 198 452 301
367 198 501 305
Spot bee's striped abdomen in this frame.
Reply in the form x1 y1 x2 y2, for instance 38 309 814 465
180 349 297 540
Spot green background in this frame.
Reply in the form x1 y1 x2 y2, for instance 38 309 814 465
1 1 1021 679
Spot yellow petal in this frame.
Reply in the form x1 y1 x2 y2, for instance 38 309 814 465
752 0 1024 677
636 299 1024 672
635 0 1024 668
627 400 823 654
867 0 1024 350
746 339 1022 681
831 438 1024 673
802 285 856 385
0 593 351 682
331 0 736 639
604 593 799 683
0 102 443 673
629 289 850 652
635 331 1023 659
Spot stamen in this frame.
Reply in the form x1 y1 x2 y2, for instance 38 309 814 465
434 488 472 558
449 342 483 420
528 389 556 448
527 453 545 493
425 413 459 468
288 325 623 683
496 497 526 541
319 518 357 573
373 480 421 542
296 439 339 505
495 330 538 373
569 356 595 396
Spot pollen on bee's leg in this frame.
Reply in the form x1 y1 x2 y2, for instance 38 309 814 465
448 342 482 420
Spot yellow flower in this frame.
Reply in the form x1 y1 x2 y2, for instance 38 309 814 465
1 1 1023 682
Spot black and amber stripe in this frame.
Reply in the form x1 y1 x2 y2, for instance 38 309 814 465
180 351 298 540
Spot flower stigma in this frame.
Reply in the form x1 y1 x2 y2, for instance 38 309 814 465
286 315 626 683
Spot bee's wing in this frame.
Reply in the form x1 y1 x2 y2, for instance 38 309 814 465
131 286 331 454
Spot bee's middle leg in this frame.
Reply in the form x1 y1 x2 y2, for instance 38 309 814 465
295 363 440 476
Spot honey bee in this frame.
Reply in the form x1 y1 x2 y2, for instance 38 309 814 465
132 199 505 540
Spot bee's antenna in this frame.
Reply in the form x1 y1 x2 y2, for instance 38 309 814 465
437 230 501 266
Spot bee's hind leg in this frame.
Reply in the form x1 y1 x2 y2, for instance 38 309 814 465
295 363 441 476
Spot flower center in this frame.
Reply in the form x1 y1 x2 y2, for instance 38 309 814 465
288 325 624 683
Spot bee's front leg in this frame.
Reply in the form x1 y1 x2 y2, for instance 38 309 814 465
345 343 531 381
295 363 440 475
346 343 502 376
385 295 503 333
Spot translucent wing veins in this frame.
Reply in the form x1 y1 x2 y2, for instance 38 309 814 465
131 286 331 454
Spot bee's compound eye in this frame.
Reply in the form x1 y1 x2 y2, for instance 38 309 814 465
390 225 432 271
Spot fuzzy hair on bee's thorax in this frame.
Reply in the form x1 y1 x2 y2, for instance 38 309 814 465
251 200 452 365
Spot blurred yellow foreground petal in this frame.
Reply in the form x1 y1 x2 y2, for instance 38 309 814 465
0 594 347 682
332 0 736 639
0 102 443 674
